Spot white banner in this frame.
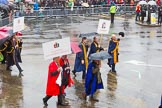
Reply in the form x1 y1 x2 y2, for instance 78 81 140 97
13 17 25 33
42 37 72 60
97 19 111 34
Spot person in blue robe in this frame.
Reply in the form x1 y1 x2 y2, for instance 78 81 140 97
83 60 104 101
107 34 119 72
88 37 104 58
72 37 89 79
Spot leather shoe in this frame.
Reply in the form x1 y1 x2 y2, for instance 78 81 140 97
72 70 76 77
57 102 69 106
43 98 48 106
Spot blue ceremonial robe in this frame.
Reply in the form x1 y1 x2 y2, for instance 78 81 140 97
108 40 118 65
74 43 88 72
88 42 98 57
85 62 104 96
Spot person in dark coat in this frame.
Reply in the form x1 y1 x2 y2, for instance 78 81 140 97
72 37 89 79
12 36 23 74
5 40 15 71
140 4 147 23
83 60 104 101
158 5 162 25
88 36 104 58
107 34 119 72
43 57 68 106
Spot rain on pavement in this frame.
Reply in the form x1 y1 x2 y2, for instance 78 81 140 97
0 15 162 108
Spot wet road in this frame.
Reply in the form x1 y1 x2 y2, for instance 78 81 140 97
0 15 162 108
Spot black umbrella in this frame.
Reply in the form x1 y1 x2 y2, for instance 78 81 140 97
8 2 17 10
0 3 10 11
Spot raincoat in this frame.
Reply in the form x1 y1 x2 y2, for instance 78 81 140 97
110 5 116 14
46 61 60 96
73 42 88 72
108 40 119 65
85 62 104 96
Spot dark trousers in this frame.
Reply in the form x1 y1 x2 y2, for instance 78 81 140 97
141 16 144 23
43 95 52 103
158 15 162 24
110 13 115 24
136 12 140 21
111 63 116 72
14 49 22 72
82 70 86 79
14 56 22 73
43 95 63 104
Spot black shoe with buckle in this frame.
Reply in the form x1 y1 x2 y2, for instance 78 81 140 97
43 98 48 106
57 102 69 106
107 63 111 68
72 70 76 77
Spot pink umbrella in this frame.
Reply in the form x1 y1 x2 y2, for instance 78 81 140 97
0 31 9 39
71 42 82 54
0 26 12 32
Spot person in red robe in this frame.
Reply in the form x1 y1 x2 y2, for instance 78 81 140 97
43 57 68 106
59 55 74 103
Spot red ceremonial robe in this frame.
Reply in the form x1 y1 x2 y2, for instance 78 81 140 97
59 58 74 92
46 61 60 96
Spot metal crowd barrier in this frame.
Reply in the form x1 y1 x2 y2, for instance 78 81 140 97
14 5 136 18
0 5 136 27
0 17 13 27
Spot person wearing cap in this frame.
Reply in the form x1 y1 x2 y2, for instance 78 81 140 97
43 57 68 106
107 34 119 72
72 37 89 80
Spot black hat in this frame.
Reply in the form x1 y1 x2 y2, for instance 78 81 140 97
119 32 124 37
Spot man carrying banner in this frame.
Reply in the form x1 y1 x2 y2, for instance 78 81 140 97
43 57 68 106
72 37 89 80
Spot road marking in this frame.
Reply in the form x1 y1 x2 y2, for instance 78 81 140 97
124 60 162 68
131 70 141 79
